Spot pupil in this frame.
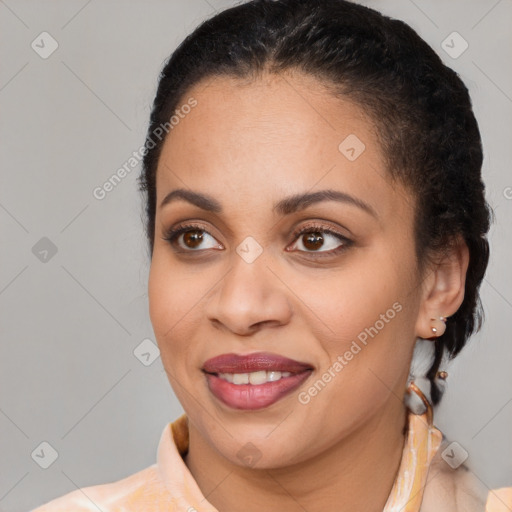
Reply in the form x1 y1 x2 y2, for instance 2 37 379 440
184 230 203 248
304 232 323 251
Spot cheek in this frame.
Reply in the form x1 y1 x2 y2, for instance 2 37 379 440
148 258 210 414
284 256 403 350
148 257 199 362
312 295 408 402
295 299 411 445
288 255 414 405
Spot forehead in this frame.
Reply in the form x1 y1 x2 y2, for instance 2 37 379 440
155 71 409 221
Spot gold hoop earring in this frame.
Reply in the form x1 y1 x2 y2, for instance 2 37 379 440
407 381 433 427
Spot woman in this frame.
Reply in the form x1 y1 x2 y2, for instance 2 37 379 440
31 0 512 510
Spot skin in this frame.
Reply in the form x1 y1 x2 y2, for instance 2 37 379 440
148 70 469 512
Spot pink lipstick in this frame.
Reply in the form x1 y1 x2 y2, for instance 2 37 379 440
202 352 313 410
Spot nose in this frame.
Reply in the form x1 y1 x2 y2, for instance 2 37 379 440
205 252 293 336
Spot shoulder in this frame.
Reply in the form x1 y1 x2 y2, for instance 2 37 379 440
486 487 512 512
29 464 174 511
421 439 512 512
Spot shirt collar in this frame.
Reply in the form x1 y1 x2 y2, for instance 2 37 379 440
155 410 443 512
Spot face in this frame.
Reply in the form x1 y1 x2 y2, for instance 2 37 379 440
148 71 424 468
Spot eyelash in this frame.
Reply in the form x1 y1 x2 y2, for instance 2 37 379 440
161 221 353 258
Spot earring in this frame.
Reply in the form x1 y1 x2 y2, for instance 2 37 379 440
430 316 447 336
407 380 433 426
405 338 434 421
405 338 450 423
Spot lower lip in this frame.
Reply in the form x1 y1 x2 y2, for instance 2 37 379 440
204 371 312 410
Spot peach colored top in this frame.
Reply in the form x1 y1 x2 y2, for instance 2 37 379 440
31 410 512 511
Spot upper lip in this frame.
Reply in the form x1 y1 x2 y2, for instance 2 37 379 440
202 352 314 374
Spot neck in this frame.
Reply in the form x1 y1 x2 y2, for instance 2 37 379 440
184 400 408 512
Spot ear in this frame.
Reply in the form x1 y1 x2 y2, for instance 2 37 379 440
415 236 470 339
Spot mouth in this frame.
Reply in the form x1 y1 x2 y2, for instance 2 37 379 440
202 352 314 410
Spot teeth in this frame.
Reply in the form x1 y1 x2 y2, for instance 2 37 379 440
218 370 293 385
233 373 249 385
267 371 282 382
249 370 267 385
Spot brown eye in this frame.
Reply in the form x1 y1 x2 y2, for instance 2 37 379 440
290 225 350 255
301 232 325 251
296 228 351 254
182 230 204 249
162 224 222 252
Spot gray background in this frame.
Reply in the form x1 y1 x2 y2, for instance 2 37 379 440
0 0 511 510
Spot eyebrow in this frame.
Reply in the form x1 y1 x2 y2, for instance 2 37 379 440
159 188 377 218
